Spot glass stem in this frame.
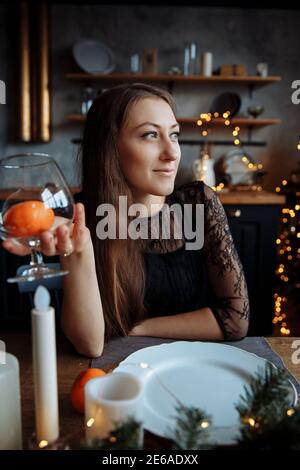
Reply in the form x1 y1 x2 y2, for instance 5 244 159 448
30 249 44 266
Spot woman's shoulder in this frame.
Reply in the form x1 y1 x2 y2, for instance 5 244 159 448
172 180 216 205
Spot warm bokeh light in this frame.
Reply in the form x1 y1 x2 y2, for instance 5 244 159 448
39 440 48 449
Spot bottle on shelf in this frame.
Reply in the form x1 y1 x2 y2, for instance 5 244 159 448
80 85 96 115
192 143 216 187
183 42 198 76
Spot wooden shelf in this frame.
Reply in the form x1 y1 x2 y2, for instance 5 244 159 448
66 114 281 127
219 190 286 205
180 117 282 126
67 114 88 122
65 72 281 85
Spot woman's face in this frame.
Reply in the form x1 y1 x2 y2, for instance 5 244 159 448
118 97 181 200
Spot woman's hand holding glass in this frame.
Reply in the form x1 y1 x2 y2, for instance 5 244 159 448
2 203 91 259
0 153 90 282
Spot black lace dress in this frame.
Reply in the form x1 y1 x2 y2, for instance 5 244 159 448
139 181 250 341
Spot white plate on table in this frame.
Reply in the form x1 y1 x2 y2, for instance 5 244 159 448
73 39 116 74
114 341 297 446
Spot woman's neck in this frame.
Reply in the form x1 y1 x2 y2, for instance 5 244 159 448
132 193 166 218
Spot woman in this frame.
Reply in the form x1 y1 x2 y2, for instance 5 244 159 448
3 83 249 357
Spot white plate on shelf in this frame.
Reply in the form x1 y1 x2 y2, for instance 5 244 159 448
114 341 297 446
72 39 116 74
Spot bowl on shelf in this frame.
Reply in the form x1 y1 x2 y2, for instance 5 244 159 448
210 92 241 118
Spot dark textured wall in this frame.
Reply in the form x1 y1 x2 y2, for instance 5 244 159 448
0 4 299 190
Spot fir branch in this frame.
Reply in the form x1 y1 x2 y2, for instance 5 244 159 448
170 404 212 450
235 363 300 449
237 407 300 450
81 417 142 450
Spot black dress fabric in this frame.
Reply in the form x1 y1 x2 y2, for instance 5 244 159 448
140 181 250 341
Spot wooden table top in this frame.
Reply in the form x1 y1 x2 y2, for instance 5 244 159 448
2 334 300 450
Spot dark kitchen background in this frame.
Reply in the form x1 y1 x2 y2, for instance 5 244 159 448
0 1 299 336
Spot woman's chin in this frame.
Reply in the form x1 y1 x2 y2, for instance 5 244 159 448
151 179 175 195
151 185 175 197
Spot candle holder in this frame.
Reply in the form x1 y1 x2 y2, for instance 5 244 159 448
28 432 69 450
28 429 84 450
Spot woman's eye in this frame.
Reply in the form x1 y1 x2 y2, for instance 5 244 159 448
142 131 158 139
141 131 180 141
171 132 180 140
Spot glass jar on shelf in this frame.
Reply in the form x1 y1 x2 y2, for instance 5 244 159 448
183 41 198 76
192 143 216 187
80 85 97 115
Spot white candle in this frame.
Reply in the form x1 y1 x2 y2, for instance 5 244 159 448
31 286 59 444
0 352 22 449
85 372 144 446
200 52 213 77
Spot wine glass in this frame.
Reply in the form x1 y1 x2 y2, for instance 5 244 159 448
0 153 75 283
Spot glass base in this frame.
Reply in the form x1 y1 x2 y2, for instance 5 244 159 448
7 265 69 283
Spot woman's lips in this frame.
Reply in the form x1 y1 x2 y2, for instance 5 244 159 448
153 169 175 176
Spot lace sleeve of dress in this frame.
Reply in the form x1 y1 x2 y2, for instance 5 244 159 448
202 183 250 341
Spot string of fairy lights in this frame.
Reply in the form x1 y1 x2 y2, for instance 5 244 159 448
195 115 299 336
272 139 300 336
195 111 264 192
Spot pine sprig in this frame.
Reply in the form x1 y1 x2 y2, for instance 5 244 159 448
236 363 292 422
236 363 300 449
237 407 300 450
171 404 212 450
81 417 143 450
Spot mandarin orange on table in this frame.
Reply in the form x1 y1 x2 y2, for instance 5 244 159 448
71 368 106 414
3 200 55 237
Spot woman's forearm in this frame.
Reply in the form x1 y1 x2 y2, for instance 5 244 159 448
60 240 105 357
129 307 224 341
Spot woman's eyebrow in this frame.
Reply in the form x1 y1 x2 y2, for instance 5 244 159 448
134 122 180 130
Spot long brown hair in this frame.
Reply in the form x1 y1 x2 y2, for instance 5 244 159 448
80 83 176 340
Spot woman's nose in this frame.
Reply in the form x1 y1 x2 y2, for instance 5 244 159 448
160 139 180 161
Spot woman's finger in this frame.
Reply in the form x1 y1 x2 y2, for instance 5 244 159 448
73 203 85 232
72 203 89 248
39 231 57 256
56 225 73 256
2 240 31 256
